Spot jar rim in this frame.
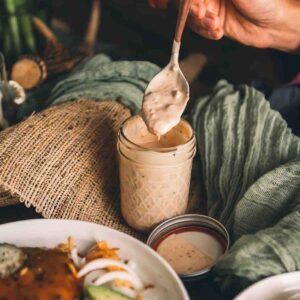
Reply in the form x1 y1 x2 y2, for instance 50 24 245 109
119 116 195 153
119 134 196 155
118 144 196 167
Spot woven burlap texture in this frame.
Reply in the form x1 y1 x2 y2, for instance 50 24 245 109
0 100 149 238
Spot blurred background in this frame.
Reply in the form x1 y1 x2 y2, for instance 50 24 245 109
1 0 300 116
2 0 300 87
52 0 300 85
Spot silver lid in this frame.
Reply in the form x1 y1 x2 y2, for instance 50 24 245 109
147 214 230 279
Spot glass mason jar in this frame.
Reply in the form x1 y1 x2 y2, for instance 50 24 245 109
118 116 196 232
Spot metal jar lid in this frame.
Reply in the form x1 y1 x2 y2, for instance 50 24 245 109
147 214 230 281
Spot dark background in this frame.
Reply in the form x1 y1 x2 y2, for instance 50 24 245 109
51 0 300 86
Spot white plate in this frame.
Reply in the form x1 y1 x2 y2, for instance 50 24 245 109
235 272 300 300
0 219 189 300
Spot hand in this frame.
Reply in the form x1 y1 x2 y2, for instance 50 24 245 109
189 0 300 53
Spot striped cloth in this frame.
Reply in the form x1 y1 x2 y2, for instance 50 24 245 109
192 80 300 297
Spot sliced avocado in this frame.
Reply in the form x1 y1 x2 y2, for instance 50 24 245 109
86 286 134 300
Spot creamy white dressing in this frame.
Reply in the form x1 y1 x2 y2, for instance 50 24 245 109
122 115 192 149
141 41 189 136
156 233 214 275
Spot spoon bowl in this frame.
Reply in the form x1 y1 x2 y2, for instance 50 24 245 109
141 0 192 136
141 42 189 136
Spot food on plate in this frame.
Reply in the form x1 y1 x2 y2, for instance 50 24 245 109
0 237 164 300
0 247 81 299
157 233 214 274
86 285 133 300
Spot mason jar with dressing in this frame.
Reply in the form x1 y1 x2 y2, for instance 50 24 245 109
117 115 196 232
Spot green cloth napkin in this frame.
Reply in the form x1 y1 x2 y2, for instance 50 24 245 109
16 54 160 120
192 80 300 297
47 54 159 113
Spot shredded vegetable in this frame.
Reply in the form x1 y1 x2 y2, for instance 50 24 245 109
57 237 165 300
78 259 131 277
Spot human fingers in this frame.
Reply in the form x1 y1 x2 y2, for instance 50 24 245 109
190 0 206 19
188 16 224 39
188 9 223 37
197 10 222 31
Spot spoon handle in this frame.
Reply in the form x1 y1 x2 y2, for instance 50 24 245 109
174 0 192 43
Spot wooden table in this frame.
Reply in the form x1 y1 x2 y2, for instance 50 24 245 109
0 204 226 300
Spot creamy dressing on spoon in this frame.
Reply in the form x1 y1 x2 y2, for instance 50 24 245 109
122 115 191 149
141 41 189 136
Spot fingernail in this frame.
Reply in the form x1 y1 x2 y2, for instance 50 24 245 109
207 30 223 40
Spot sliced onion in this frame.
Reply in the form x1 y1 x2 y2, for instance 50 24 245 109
78 259 131 278
84 270 106 287
93 271 143 290
70 247 81 268
80 257 86 267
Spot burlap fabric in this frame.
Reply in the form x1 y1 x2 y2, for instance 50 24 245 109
0 99 149 239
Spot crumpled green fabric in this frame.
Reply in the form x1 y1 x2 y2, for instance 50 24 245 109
47 54 160 113
16 54 160 120
192 80 300 297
